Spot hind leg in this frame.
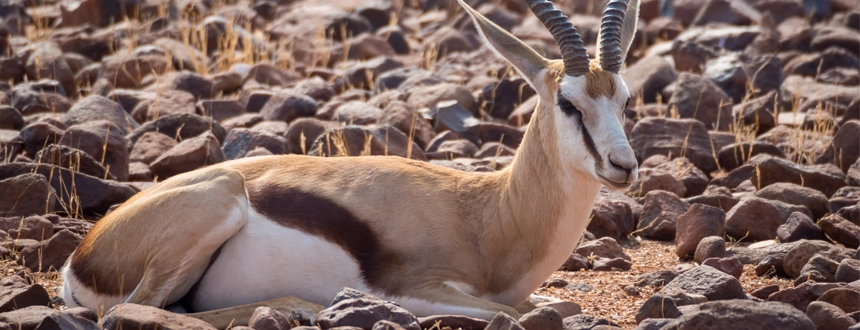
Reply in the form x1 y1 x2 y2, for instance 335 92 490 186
62 167 250 313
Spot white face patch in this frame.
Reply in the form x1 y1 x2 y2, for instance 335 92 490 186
552 74 632 184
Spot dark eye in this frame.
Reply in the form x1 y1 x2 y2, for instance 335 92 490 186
625 98 631 109
559 100 580 116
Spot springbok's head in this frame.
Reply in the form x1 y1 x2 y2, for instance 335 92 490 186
460 0 639 189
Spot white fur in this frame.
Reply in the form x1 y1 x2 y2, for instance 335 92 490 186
191 209 368 311
556 74 634 186
61 198 248 312
62 266 124 312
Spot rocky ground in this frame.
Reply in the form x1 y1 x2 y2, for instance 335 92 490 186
0 0 858 329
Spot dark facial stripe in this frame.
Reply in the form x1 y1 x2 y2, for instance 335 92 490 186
245 181 400 292
580 120 603 169
557 93 603 168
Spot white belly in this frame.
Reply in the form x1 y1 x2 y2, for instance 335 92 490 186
191 209 369 311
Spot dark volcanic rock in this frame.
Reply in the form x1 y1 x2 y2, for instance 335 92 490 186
694 236 727 264
587 197 636 239
777 212 827 243
150 132 226 179
751 155 846 197
701 256 743 279
768 281 842 311
636 190 691 241
17 229 82 272
755 183 830 220
518 307 562 330
675 204 726 260
36 144 113 180
668 72 733 131
635 293 681 323
316 290 420 330
630 117 717 173
806 301 855 330
0 173 56 217
309 125 426 160
660 300 814 330
0 275 51 312
725 197 782 241
663 265 746 301
818 214 860 249
101 304 217 330
0 163 136 216
784 240 853 278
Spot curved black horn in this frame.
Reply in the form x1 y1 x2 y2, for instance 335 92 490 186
523 0 590 76
598 0 629 73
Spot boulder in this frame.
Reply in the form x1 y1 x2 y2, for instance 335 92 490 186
130 132 178 165
636 191 691 241
635 294 681 323
663 265 746 301
150 132 226 179
818 214 860 249
755 183 830 220
777 212 827 243
630 118 717 173
0 216 53 241
36 144 113 180
694 236 726 264
675 204 726 259
784 240 853 278
315 289 420 330
0 163 135 216
17 230 82 272
222 128 288 160
623 55 678 104
260 92 318 123
0 174 56 217
0 275 51 312
768 281 843 311
518 307 562 330
668 72 733 131
574 237 631 261
248 306 295 330
817 285 860 313
309 125 426 161
701 256 743 279
806 301 855 330
101 304 217 330
725 197 782 241
59 121 129 181
587 197 636 239
660 300 814 330
131 90 198 123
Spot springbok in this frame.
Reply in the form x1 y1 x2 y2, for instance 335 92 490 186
61 0 640 327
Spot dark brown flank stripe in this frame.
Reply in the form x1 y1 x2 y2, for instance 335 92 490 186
244 180 400 292
70 246 131 297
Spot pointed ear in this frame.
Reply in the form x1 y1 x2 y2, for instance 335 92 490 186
458 0 548 86
618 0 640 62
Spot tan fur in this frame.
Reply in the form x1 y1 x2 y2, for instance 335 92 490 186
64 0 633 325
544 60 617 99
584 60 617 99
65 92 573 321
70 168 248 299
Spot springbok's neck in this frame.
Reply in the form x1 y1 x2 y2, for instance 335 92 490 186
478 101 601 299
504 100 602 231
